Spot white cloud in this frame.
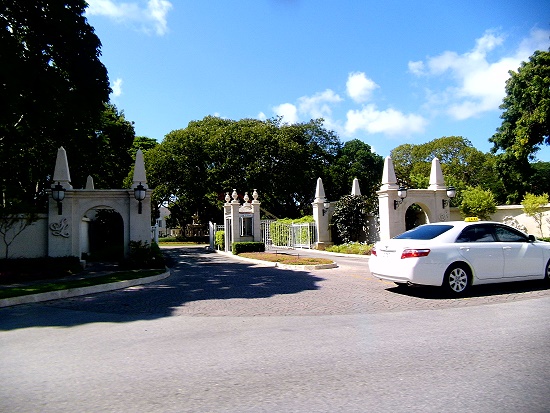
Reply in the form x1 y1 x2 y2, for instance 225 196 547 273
111 77 123 97
273 103 299 124
86 0 172 36
345 105 427 136
410 28 550 120
297 89 342 119
257 112 267 121
346 72 378 103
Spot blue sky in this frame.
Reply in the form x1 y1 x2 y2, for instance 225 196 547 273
86 0 550 160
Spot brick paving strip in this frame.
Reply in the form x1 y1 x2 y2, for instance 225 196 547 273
20 246 550 317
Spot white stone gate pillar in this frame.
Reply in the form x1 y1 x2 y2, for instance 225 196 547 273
312 178 333 249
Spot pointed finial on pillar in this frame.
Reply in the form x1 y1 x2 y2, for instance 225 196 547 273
351 178 361 196
132 149 148 189
314 178 326 202
85 175 95 190
428 157 446 190
379 156 398 191
52 147 73 189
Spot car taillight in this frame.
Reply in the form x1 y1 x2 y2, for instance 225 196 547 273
371 247 377 256
401 249 430 259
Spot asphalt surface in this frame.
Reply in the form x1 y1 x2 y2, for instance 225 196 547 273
1 246 549 412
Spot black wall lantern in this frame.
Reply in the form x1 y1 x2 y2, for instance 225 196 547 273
134 182 146 214
51 182 66 215
442 186 456 209
394 186 407 209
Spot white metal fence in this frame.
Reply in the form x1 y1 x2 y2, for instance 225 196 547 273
211 219 317 250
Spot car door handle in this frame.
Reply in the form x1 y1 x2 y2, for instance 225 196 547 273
460 247 470 251
502 246 512 250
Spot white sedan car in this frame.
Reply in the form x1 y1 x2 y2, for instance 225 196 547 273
368 220 550 295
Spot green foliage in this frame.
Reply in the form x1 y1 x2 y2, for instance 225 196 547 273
130 136 159 158
331 195 375 243
325 242 373 255
459 187 497 220
0 2 134 210
124 241 165 269
490 49 550 203
215 230 225 250
521 192 549 237
327 139 384 200
269 216 314 246
143 116 375 227
391 136 504 204
232 242 265 255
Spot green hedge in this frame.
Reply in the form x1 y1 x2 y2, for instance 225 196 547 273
232 242 265 255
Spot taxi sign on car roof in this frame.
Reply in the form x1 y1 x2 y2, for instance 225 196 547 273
464 217 479 222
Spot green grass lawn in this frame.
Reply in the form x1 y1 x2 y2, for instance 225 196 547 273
0 269 165 300
239 252 334 266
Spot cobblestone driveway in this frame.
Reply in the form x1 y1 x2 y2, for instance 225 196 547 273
38 246 550 317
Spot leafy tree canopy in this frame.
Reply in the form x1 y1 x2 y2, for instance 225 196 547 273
459 186 497 220
490 49 550 203
144 116 380 225
0 1 134 210
390 136 504 204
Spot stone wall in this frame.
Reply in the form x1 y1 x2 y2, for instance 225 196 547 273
0 214 48 259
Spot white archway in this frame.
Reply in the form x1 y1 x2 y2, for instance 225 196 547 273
377 157 453 240
47 148 151 259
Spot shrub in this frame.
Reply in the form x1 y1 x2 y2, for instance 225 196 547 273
325 242 373 255
331 195 375 243
124 240 165 269
232 242 265 255
459 186 497 220
522 193 549 238
215 230 225 250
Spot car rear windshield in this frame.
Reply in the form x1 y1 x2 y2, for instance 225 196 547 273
394 224 454 240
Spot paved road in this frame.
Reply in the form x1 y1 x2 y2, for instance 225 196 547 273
1 246 549 412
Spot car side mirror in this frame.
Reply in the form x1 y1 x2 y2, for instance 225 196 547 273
528 235 536 242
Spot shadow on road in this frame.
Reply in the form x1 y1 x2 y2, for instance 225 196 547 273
0 247 324 331
386 279 550 299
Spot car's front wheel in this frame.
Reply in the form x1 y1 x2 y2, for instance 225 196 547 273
444 264 471 295
545 260 550 282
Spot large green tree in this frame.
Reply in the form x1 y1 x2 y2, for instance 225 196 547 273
328 139 383 201
390 136 503 204
0 1 133 210
145 116 356 225
490 49 550 203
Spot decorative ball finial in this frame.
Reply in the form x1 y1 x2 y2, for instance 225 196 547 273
232 189 238 201
253 189 259 201
244 192 250 204
225 192 231 203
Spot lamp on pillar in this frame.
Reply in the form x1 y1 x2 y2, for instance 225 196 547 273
394 186 407 209
442 186 456 209
51 182 65 215
134 182 146 214
322 201 330 216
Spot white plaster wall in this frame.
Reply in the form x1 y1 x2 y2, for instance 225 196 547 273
450 205 550 237
0 214 48 259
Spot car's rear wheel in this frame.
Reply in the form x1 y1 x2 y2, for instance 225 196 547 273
545 260 550 282
444 264 471 295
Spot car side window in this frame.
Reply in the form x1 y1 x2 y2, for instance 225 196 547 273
494 225 528 242
456 225 496 243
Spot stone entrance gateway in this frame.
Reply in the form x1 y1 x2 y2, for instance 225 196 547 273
376 156 455 240
47 147 151 260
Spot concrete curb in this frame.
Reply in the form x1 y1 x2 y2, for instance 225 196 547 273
214 250 338 270
0 269 171 308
